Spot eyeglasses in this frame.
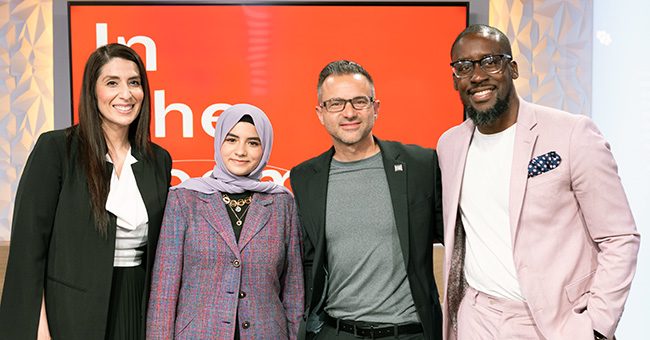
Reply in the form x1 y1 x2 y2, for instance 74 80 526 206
450 54 512 79
320 96 374 113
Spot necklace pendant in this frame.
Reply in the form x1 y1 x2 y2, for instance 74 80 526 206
235 206 242 212
236 220 243 226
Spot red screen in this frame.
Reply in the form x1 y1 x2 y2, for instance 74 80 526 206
69 3 467 186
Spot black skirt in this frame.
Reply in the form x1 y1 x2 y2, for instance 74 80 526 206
105 263 145 340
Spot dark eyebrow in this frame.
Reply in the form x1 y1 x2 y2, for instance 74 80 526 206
455 54 500 62
225 133 259 141
100 75 141 82
100 75 118 82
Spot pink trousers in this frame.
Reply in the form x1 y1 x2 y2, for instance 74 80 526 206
457 286 545 340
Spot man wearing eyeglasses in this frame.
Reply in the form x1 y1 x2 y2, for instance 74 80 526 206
290 60 443 339
438 24 639 340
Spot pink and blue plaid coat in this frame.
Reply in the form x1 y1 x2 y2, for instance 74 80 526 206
147 188 304 339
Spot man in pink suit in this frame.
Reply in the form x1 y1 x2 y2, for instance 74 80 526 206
438 24 640 340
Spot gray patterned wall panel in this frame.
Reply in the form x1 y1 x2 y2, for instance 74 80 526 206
0 0 593 240
490 0 592 116
0 0 53 240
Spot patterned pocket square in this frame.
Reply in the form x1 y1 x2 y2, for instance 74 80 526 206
528 151 561 178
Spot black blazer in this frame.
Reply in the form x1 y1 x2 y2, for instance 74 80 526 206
290 138 444 340
0 128 172 339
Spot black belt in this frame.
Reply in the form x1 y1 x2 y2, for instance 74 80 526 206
325 314 423 339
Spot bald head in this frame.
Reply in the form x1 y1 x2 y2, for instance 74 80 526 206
451 24 513 58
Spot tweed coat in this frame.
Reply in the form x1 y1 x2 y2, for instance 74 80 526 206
0 128 172 339
147 188 304 339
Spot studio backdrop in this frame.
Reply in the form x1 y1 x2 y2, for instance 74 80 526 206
68 2 468 186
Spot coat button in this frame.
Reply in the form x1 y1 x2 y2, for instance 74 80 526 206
242 321 250 329
239 291 246 298
232 259 241 268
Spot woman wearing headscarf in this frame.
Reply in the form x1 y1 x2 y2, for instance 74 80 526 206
0 43 172 339
147 104 303 339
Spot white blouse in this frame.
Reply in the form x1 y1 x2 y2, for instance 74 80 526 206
105 148 149 267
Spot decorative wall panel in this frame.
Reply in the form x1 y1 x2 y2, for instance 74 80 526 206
490 0 592 116
0 0 52 240
0 0 594 239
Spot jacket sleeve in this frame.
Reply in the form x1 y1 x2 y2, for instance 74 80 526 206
161 148 173 188
432 150 444 245
281 197 305 340
569 116 640 338
289 170 313 312
147 189 187 339
0 132 64 338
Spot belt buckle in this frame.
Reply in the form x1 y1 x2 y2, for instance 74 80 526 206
353 323 375 339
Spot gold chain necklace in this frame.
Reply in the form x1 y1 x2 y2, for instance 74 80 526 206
222 194 252 226
222 194 252 212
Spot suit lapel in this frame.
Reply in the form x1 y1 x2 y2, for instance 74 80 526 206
444 120 474 317
198 194 241 256
447 120 475 240
131 158 158 258
378 140 410 267
302 149 334 251
509 100 538 242
238 193 272 250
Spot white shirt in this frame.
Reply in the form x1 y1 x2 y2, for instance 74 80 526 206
460 124 524 301
105 148 149 267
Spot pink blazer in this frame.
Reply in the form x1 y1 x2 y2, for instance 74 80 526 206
437 99 639 340
147 188 303 339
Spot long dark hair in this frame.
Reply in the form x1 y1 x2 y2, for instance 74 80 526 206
73 43 152 236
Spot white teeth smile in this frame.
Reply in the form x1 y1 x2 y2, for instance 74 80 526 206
473 89 492 96
471 89 494 101
113 105 133 113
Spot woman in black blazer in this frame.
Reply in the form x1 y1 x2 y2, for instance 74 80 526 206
0 43 172 339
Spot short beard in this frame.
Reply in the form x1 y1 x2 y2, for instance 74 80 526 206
465 95 510 127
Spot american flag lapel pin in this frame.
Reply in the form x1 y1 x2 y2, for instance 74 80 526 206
394 164 403 172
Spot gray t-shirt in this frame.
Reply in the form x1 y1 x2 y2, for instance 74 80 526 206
324 152 419 324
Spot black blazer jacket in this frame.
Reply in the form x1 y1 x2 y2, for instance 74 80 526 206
290 138 444 340
0 128 172 339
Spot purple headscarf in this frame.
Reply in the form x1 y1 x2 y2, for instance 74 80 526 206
172 103 290 194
